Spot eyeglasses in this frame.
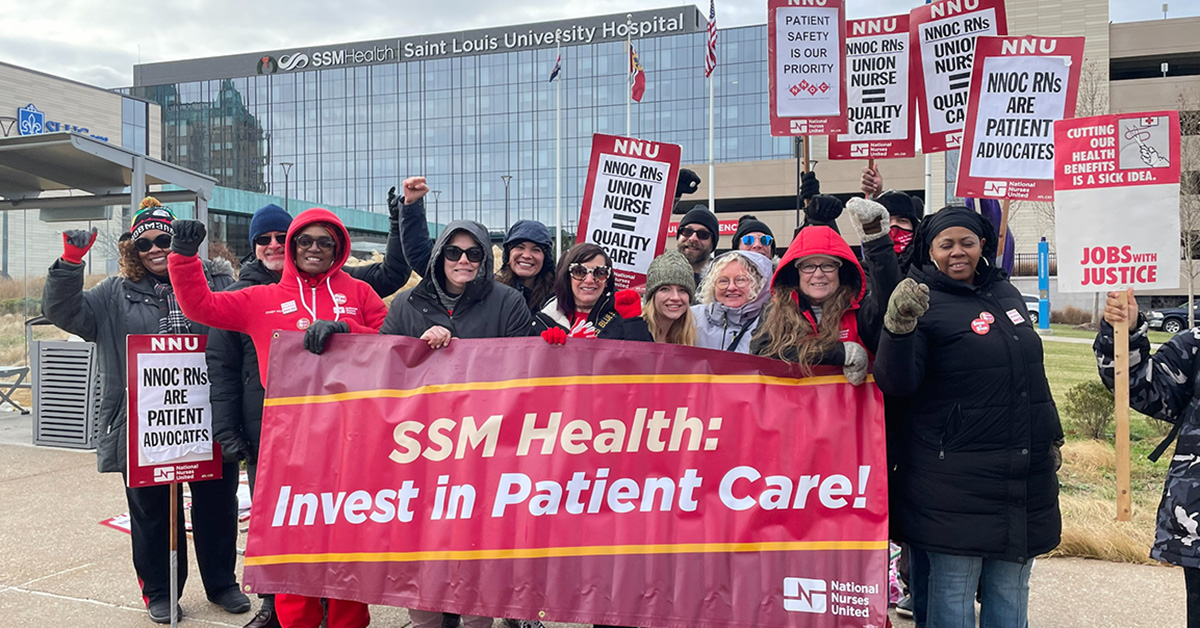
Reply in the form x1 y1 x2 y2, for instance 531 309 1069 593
295 235 336 251
715 275 753 290
678 226 712 241
569 263 611 281
134 234 172 252
443 245 485 263
797 261 841 274
254 233 287 246
740 234 773 246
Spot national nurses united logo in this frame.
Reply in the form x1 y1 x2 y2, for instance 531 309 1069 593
18 104 44 136
257 55 278 75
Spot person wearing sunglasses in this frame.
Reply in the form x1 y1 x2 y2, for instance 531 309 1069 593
752 197 900 386
42 197 245 624
532 243 651 343
732 215 777 260
692 250 773 354
381 220 531 352
204 202 414 628
675 206 720 285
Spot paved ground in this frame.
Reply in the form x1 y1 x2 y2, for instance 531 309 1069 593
0 410 1178 627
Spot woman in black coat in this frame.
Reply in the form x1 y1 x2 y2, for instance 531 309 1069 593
874 207 1062 628
530 243 651 343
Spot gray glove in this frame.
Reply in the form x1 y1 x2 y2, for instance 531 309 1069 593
842 341 869 386
884 278 931 335
170 219 206 257
846 197 890 243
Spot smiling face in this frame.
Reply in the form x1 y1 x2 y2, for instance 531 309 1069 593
654 285 690 323
255 231 287 272
797 255 842 305
571 254 608 313
508 241 545 280
714 259 755 309
136 228 170 277
442 231 482 294
293 224 337 276
676 226 713 266
930 226 983 282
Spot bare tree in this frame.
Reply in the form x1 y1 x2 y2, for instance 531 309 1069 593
1179 89 1200 327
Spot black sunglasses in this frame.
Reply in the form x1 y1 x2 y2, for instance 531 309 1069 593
679 226 713 241
295 235 336 251
254 233 287 246
444 245 485 263
134 234 172 252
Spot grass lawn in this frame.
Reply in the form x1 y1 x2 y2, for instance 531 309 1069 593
1046 323 1173 345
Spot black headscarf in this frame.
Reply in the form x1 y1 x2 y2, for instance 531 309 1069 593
900 206 998 275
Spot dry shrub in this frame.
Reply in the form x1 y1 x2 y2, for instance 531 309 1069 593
1049 494 1156 564
1051 304 1093 325
1062 439 1116 475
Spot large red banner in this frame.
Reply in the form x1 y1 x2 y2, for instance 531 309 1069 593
245 334 888 628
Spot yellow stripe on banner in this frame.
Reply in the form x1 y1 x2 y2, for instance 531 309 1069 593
264 373 872 407
244 540 888 566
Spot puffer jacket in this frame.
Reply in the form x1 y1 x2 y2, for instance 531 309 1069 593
381 220 532 339
692 251 773 353
42 258 234 473
874 262 1063 562
169 208 388 384
1096 319 1200 568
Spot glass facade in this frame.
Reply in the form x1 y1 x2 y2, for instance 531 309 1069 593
133 23 790 230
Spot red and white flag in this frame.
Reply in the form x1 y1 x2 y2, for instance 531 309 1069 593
705 0 718 78
630 45 646 102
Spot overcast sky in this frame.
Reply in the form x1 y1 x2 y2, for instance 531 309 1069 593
2 0 1196 88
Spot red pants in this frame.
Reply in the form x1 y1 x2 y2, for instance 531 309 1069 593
275 594 369 628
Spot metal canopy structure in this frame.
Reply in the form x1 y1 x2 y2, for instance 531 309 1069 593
0 132 217 256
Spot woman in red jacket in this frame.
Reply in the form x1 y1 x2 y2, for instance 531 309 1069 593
168 208 387 628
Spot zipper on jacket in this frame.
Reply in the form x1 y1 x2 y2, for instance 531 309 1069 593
939 403 962 460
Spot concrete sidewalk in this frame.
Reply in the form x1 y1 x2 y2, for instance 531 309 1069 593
0 410 1177 627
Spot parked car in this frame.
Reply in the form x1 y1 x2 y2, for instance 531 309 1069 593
1022 294 1041 325
1148 303 1200 334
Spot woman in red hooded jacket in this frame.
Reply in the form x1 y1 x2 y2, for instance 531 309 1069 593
751 198 900 384
168 208 387 628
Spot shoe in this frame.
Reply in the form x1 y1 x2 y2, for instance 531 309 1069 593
895 594 914 619
147 599 183 624
243 608 283 628
209 587 253 613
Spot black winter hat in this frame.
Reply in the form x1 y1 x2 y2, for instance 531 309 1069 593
678 205 720 250
732 214 776 258
875 190 924 227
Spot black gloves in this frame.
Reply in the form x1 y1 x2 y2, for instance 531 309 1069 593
803 195 845 233
801 171 821 201
676 169 701 198
303 320 350 355
170 219 207 257
387 186 401 222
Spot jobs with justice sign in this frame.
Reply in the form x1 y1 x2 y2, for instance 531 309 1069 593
126 334 223 488
910 0 1008 153
1054 111 1182 292
955 36 1085 201
828 14 915 160
767 0 848 136
576 134 681 290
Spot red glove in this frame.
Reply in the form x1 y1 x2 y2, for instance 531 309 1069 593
614 289 642 319
62 228 98 265
541 327 567 345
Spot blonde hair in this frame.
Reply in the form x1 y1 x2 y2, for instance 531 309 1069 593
117 239 147 282
642 294 696 346
697 253 766 305
753 284 856 375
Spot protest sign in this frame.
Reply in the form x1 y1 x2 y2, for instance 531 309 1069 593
126 334 222 488
1054 111 1181 293
829 15 915 160
768 0 848 136
955 36 1084 201
245 333 889 628
910 0 1007 153
576 134 681 289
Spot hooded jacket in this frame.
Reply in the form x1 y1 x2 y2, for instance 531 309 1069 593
750 226 900 363
169 208 388 384
874 256 1062 562
692 251 774 353
500 220 558 310
42 257 234 473
381 220 532 339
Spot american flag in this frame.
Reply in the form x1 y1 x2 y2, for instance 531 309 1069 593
549 52 561 82
705 0 718 78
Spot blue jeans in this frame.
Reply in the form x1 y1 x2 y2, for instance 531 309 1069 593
926 551 1032 628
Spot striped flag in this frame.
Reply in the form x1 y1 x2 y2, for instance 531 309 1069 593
705 0 718 78
630 44 646 102
549 51 562 82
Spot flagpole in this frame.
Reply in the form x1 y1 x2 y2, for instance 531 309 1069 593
626 14 633 136
708 71 714 212
555 40 563 257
